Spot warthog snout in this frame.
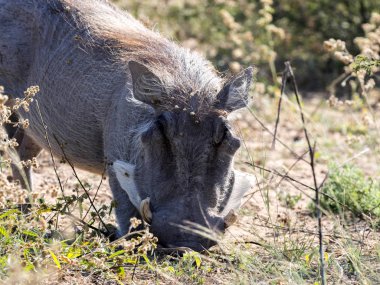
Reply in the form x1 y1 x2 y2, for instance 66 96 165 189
146 205 230 251
137 197 239 251
138 197 238 230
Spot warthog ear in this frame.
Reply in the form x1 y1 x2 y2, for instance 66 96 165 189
215 67 254 112
129 61 166 107
113 160 142 209
221 170 255 217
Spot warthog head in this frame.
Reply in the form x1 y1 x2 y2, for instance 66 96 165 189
113 62 254 251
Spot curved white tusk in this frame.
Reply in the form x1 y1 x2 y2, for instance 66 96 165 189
224 209 238 228
139 197 152 224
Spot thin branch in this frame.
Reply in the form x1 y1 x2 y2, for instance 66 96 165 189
245 161 314 191
285 61 326 285
274 149 309 189
247 108 309 164
271 66 290 149
82 162 107 221
35 100 65 196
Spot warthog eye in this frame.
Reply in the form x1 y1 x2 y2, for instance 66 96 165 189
214 125 241 154
213 126 227 146
213 119 227 146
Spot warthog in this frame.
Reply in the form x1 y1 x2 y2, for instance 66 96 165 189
0 0 254 251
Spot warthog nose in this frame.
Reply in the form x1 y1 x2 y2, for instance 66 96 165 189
211 215 228 233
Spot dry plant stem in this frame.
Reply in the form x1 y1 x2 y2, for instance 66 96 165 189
293 98 325 141
52 134 110 235
271 65 289 149
132 255 139 281
35 100 65 196
227 226 266 248
62 210 108 235
274 149 309 189
285 61 326 285
82 162 107 221
247 109 309 163
237 126 265 208
245 161 314 191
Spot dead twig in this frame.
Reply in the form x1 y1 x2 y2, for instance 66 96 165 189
271 65 290 149
245 161 314 191
82 162 107 221
284 61 326 285
247 108 309 164
35 100 65 196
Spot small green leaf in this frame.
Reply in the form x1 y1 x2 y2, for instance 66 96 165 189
117 266 126 279
0 226 9 238
22 230 38 237
37 207 53 215
24 262 35 271
193 253 202 268
124 258 137 265
48 250 61 269
142 254 154 270
0 209 20 219
66 246 82 259
109 250 125 259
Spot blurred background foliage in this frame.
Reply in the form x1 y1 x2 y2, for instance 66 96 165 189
111 0 380 93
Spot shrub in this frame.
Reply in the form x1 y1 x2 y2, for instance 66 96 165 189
316 163 380 221
112 0 380 90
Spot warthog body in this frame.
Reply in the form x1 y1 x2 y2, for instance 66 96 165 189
0 0 253 250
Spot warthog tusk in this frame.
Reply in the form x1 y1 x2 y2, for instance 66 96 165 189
224 209 238 228
140 197 152 224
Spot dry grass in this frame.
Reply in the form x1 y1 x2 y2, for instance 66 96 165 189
1 87 379 284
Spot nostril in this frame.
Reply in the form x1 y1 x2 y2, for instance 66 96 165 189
211 216 226 232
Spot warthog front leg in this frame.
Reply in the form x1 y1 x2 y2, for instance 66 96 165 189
11 128 42 190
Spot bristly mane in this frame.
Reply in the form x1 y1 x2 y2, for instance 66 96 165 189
59 0 224 114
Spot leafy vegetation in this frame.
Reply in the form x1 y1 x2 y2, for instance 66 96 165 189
315 164 380 221
114 0 380 90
